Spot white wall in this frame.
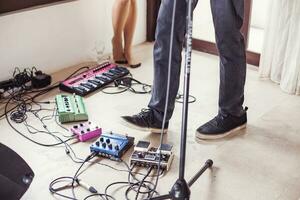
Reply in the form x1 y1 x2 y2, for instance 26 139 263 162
193 0 271 40
193 0 215 43
194 0 271 29
251 0 271 29
0 0 146 80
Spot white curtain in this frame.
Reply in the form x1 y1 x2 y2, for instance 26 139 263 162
259 0 300 95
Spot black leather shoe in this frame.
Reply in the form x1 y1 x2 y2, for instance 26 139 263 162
121 109 168 133
196 107 248 140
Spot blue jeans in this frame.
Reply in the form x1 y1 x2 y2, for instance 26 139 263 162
148 0 247 122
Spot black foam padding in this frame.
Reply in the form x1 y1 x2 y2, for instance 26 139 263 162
0 143 34 200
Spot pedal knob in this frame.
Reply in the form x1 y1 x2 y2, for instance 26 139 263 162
73 125 78 129
102 143 106 148
96 141 100 146
87 128 90 132
138 152 143 158
108 144 113 149
100 137 104 142
115 145 119 151
81 131 85 134
106 139 110 144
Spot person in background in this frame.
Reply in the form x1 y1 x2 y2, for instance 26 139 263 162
111 0 141 68
121 0 248 140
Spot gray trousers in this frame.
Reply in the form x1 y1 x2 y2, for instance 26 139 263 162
148 0 247 122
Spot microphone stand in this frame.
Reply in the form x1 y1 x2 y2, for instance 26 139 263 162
148 0 213 199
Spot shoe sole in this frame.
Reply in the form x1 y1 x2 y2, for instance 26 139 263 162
195 123 247 141
121 118 168 134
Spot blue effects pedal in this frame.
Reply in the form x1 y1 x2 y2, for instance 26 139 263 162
90 132 134 161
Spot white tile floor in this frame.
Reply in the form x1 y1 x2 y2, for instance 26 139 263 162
1 43 300 200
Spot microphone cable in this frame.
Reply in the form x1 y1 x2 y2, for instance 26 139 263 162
150 0 178 198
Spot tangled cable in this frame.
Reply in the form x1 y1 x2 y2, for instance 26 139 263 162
49 155 164 200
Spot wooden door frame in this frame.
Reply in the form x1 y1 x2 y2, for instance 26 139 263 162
146 0 261 66
147 0 161 41
0 0 68 15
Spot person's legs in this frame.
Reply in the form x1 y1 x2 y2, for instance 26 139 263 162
112 0 131 62
148 0 189 122
121 0 194 133
196 0 247 140
149 0 200 122
212 0 247 117
123 0 141 67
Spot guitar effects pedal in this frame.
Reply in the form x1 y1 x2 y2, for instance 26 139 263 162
129 141 174 171
90 132 134 161
70 121 102 142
